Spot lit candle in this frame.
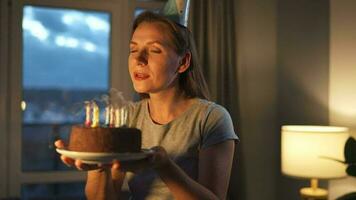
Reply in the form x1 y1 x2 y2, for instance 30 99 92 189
123 108 127 126
104 105 110 126
120 108 124 126
115 108 120 127
91 102 99 128
84 101 91 127
109 106 115 127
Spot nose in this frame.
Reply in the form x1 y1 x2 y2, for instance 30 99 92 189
134 49 148 66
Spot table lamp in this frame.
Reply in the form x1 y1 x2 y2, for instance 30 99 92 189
281 125 349 199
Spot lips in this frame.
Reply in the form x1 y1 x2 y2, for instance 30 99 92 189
134 72 150 80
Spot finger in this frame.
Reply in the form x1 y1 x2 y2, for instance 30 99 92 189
55 140 66 148
151 146 165 155
75 160 85 170
148 147 163 162
98 163 113 169
61 155 74 167
112 160 120 170
148 146 169 168
75 160 100 171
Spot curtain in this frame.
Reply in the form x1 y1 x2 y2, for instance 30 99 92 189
188 1 246 199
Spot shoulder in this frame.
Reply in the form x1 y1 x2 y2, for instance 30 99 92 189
192 99 235 134
196 99 238 148
195 99 232 121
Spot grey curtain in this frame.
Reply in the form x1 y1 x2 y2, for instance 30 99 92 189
188 0 245 199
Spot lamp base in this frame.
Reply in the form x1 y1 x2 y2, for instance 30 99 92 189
300 187 328 198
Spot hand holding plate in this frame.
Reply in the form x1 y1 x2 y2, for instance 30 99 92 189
116 146 170 173
55 139 111 171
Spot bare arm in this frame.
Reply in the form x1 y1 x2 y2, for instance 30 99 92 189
55 140 125 200
156 140 235 200
85 169 125 200
198 140 235 199
85 169 116 200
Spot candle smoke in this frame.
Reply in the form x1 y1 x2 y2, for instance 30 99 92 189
87 88 132 127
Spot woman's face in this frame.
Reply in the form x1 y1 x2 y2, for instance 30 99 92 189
128 22 181 95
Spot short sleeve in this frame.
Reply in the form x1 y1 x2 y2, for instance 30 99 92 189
201 103 239 149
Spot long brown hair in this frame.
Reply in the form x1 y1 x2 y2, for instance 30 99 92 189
131 11 210 100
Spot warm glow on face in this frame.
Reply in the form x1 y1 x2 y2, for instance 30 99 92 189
128 22 181 95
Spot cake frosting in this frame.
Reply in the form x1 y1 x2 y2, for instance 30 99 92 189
68 125 141 153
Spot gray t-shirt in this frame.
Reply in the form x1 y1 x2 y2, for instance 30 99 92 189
125 98 238 200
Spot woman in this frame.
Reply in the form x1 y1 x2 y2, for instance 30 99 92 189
55 11 238 200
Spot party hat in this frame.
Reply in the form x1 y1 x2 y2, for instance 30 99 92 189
161 0 191 27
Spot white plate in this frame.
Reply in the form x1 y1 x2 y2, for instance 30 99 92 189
56 148 153 164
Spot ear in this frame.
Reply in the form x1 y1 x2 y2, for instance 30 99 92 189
177 52 191 73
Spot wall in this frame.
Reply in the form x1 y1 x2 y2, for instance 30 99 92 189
329 0 356 199
236 0 278 199
277 0 330 200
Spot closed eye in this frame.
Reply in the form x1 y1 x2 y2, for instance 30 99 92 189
150 48 161 53
130 49 138 53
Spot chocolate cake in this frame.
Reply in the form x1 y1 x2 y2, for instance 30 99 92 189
68 126 141 153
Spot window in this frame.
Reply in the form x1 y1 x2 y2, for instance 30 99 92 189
1 0 164 198
22 5 111 172
4 0 132 198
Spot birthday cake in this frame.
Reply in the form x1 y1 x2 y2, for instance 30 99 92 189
68 126 141 153
67 101 141 153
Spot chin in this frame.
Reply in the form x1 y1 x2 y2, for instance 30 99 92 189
133 85 150 94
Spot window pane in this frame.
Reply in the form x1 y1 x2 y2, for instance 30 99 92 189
22 6 111 171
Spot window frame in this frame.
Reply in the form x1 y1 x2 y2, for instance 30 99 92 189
0 0 10 198
6 0 135 197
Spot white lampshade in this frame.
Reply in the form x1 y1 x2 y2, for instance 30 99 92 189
281 125 349 179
